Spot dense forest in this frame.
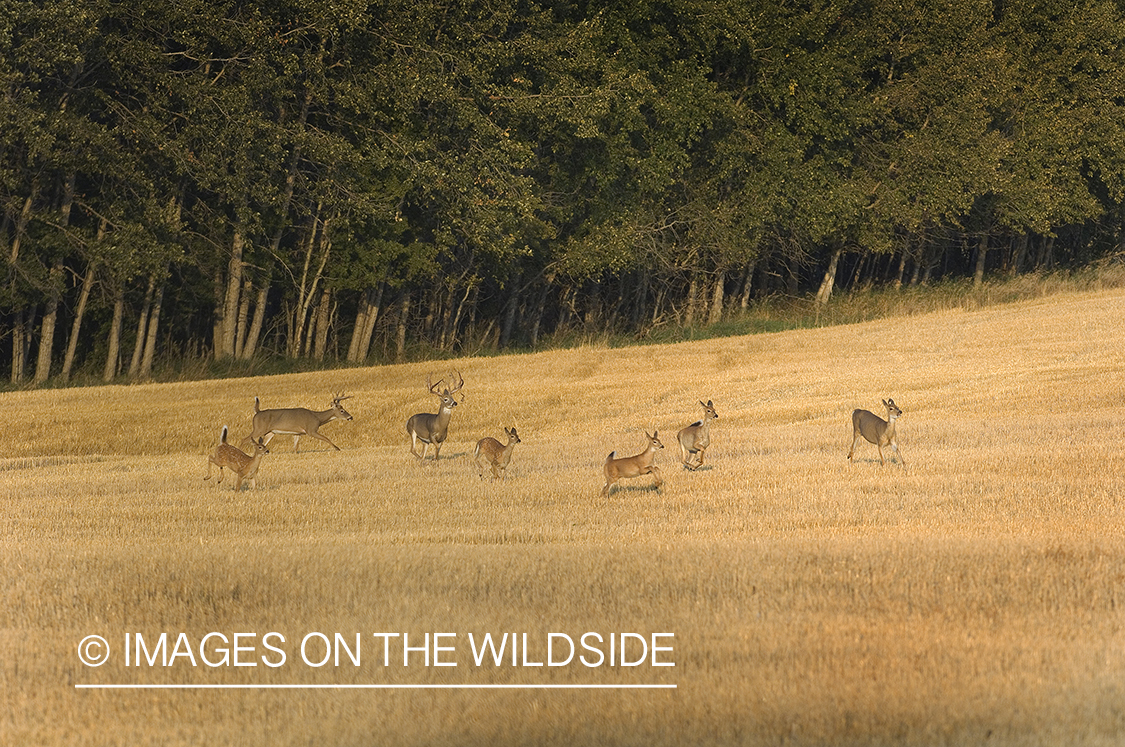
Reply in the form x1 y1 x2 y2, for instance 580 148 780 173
4 0 1125 385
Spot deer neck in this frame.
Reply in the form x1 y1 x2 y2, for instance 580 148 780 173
882 414 896 439
435 403 454 429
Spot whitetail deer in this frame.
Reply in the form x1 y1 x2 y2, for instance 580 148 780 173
205 425 270 490
474 427 521 480
406 372 464 460
848 398 906 466
677 400 718 470
602 431 664 497
241 393 353 452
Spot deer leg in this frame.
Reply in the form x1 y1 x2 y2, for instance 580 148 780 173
306 431 341 451
652 466 664 489
695 449 705 468
892 441 905 466
877 444 885 466
848 432 861 461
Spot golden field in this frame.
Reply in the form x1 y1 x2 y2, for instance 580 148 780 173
3 286 1125 746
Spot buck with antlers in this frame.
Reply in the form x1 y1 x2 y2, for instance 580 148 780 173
677 400 718 470
406 372 464 460
241 393 353 452
474 427 521 481
205 425 270 490
602 430 664 497
847 398 906 466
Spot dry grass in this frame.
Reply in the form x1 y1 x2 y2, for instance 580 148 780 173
4 286 1125 746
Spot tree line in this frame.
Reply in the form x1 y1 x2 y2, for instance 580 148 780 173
4 0 1125 385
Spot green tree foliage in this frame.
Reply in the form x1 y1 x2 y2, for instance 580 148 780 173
4 0 1125 382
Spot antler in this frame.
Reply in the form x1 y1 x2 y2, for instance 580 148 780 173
448 370 464 396
427 374 444 395
333 392 352 403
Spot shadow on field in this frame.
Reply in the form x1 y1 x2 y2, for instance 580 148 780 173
604 483 665 497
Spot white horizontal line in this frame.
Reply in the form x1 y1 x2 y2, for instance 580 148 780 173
76 683 676 690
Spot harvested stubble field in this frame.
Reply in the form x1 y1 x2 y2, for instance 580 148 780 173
3 287 1125 746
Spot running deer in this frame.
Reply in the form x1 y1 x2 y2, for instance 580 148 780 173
474 427 521 480
847 398 906 466
677 400 718 470
602 431 664 497
241 394 353 452
205 425 270 490
406 372 464 460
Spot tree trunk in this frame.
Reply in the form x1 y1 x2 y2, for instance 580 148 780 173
103 287 125 382
347 290 371 363
974 233 988 287
313 286 332 361
128 275 156 377
212 266 225 359
684 273 699 326
140 280 164 377
289 213 331 358
395 291 410 362
529 282 548 348
240 281 269 360
11 309 29 384
739 260 757 311
850 251 869 288
219 221 245 358
34 173 75 384
347 283 384 364
61 259 97 383
499 272 522 349
234 278 252 359
708 271 726 324
816 247 843 306
8 185 36 266
34 257 64 383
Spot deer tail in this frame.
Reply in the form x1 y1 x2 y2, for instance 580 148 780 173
221 425 229 444
254 396 261 413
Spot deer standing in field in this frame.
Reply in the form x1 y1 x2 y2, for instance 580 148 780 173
602 431 665 497
241 394 353 452
847 398 906 466
677 400 718 470
205 425 270 490
406 372 464 460
474 427 521 481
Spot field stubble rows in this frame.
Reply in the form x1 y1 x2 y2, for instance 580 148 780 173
3 289 1125 745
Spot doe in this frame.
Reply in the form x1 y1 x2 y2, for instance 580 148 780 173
602 431 664 497
205 425 270 490
847 398 906 466
677 400 718 470
474 427 521 480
